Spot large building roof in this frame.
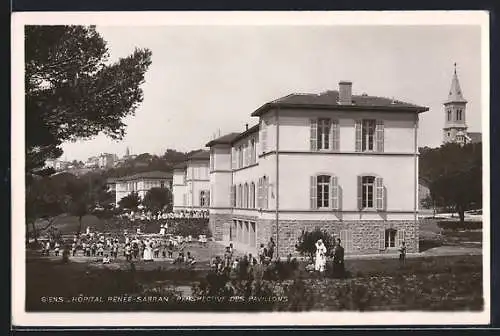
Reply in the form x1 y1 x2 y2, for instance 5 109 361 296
468 132 482 144
187 149 210 161
114 171 172 182
251 90 428 116
205 133 240 147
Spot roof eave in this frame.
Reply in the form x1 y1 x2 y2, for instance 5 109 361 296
252 102 428 115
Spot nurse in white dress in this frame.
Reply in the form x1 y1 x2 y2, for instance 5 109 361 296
143 239 153 261
315 239 327 273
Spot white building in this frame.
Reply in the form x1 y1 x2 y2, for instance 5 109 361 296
98 153 118 169
172 150 211 212
114 171 173 207
206 81 429 257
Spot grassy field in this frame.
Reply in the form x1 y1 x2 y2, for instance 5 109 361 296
26 251 483 312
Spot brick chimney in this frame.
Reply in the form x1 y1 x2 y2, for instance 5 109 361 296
339 81 352 104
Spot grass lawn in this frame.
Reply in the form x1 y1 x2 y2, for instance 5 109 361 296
25 251 483 312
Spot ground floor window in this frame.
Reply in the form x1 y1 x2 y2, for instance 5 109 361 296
232 219 256 248
385 229 397 248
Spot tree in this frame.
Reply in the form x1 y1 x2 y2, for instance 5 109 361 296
26 175 65 243
25 25 152 174
295 228 336 262
419 142 482 223
118 192 141 210
143 187 173 213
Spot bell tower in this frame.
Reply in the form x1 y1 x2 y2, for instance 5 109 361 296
443 63 468 145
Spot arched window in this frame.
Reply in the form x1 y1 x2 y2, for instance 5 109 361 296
200 190 207 207
447 109 452 121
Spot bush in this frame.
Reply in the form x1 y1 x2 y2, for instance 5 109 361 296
437 221 482 231
295 228 335 261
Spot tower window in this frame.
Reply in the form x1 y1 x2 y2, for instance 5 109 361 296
447 109 452 121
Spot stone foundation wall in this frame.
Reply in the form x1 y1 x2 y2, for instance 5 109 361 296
209 213 232 241
275 220 419 257
210 214 419 257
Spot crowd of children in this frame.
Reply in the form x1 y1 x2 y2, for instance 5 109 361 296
40 227 202 266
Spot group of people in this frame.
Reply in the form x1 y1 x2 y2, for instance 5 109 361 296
121 210 209 221
40 227 203 266
313 238 345 275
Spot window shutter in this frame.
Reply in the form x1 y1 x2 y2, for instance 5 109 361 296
355 120 362 152
330 175 339 210
231 148 236 169
397 229 405 247
230 186 235 208
261 120 267 154
376 120 384 152
375 177 384 210
379 229 385 250
257 179 262 208
310 119 318 151
357 175 363 209
264 179 269 209
340 230 346 248
331 119 339 151
310 175 317 209
347 230 352 253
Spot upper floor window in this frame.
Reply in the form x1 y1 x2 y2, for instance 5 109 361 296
310 118 339 151
355 119 384 152
260 119 268 154
251 139 256 164
317 119 331 150
160 181 165 188
362 119 375 151
230 185 236 207
250 182 255 208
447 109 452 121
244 183 249 208
357 175 385 210
456 109 463 121
310 174 340 210
200 190 209 207
257 176 269 209
237 184 243 208
210 149 214 171
317 175 330 208
238 146 243 168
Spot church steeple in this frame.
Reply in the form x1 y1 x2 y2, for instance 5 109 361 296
446 62 467 104
443 63 468 145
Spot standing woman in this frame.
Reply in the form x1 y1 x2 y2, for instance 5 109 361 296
314 239 327 273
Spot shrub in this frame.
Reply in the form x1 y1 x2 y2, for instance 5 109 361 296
295 228 335 261
437 221 482 231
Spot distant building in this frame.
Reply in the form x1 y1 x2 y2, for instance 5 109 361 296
84 156 100 169
45 159 70 171
114 171 173 207
172 150 210 212
98 153 118 169
443 63 481 146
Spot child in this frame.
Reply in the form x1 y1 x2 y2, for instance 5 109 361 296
54 242 60 256
125 244 132 262
71 242 77 257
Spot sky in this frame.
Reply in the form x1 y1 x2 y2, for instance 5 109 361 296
60 24 482 162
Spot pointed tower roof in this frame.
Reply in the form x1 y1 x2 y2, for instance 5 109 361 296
446 63 467 104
